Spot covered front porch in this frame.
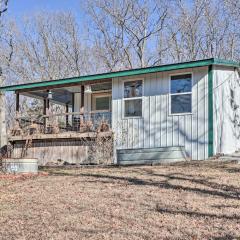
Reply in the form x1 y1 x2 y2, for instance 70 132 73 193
10 80 112 139
7 79 113 165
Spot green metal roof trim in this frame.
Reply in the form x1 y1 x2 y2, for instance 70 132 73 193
0 58 239 92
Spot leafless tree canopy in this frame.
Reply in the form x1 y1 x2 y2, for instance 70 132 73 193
1 0 240 82
0 0 8 18
0 0 9 73
84 0 169 69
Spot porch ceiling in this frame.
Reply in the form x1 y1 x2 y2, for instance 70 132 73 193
21 82 112 106
23 89 73 106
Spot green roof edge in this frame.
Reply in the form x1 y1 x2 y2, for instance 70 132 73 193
0 58 239 92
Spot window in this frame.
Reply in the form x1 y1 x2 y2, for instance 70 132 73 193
124 80 143 117
170 74 192 114
92 93 111 111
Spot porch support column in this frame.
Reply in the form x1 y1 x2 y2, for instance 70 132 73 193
81 85 84 113
16 92 20 114
71 93 75 127
46 98 50 112
43 98 47 132
66 104 69 129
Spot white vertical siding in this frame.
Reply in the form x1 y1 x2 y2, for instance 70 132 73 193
213 66 240 154
84 93 91 112
74 92 91 113
74 93 81 112
112 66 209 160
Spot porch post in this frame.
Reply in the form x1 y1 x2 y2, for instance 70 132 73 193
43 98 47 132
71 93 75 127
16 92 20 113
66 104 69 129
81 85 84 113
46 98 50 112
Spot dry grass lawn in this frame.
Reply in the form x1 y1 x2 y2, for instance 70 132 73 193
0 161 240 240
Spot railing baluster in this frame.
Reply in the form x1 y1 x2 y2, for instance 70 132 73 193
10 111 112 136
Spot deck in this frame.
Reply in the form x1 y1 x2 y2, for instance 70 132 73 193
8 131 113 142
8 109 113 165
9 130 113 166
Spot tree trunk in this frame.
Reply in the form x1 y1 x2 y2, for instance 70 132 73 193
0 75 7 147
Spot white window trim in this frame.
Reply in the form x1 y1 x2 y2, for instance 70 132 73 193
122 78 144 119
92 92 112 112
169 72 193 116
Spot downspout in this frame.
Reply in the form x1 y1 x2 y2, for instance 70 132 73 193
208 65 214 157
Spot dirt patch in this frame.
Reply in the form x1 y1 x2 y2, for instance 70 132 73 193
0 161 240 239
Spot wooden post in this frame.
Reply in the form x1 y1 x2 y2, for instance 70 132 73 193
72 93 75 112
66 104 69 129
81 85 84 111
46 98 50 112
43 99 47 132
72 93 75 127
79 85 85 132
16 92 20 113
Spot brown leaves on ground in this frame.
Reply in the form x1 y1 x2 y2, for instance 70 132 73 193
0 161 240 240
0 172 48 180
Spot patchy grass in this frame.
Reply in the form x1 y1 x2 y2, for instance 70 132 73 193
0 161 240 240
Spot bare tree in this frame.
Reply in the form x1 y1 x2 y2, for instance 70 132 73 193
3 12 93 86
163 0 240 62
0 12 95 125
0 0 9 71
0 0 8 18
165 0 210 62
84 0 169 69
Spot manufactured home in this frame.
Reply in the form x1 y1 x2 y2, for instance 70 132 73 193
0 58 240 165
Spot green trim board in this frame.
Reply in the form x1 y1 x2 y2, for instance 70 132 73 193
0 58 239 92
208 65 214 157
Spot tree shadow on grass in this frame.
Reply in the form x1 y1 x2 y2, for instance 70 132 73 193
136 168 240 197
155 206 240 220
49 170 240 200
165 160 240 174
213 235 240 240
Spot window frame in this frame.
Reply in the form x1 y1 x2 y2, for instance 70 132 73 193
169 72 193 116
122 78 144 119
91 91 112 112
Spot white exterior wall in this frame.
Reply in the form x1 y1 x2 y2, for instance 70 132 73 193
74 93 91 112
213 66 240 154
74 93 81 112
112 66 209 161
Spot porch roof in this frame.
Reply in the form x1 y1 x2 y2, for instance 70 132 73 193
0 58 239 92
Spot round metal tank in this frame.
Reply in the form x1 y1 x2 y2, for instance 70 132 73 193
3 158 38 174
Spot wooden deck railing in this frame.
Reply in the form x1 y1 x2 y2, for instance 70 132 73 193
10 111 112 137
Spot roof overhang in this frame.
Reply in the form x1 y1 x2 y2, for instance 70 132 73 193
0 58 239 92
18 82 112 106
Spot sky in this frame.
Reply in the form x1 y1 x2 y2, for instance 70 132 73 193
7 0 84 22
